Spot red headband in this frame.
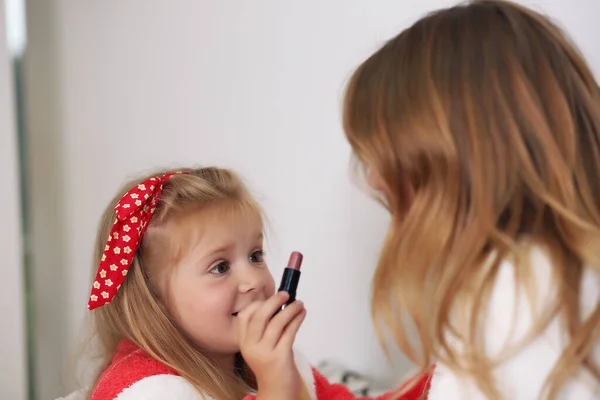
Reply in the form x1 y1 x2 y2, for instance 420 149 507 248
88 171 188 310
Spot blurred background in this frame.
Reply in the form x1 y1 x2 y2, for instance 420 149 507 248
1 1 598 399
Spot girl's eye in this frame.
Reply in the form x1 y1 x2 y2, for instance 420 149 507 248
249 250 265 263
209 262 230 275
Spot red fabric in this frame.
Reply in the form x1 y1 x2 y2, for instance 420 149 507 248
90 340 177 400
243 367 432 400
313 367 431 400
94 339 432 400
395 369 432 399
88 171 188 310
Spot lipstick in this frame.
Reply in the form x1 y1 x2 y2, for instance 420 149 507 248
277 251 303 311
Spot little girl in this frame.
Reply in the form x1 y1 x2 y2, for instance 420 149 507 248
62 166 430 400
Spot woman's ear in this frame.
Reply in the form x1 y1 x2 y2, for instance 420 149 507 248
366 165 414 213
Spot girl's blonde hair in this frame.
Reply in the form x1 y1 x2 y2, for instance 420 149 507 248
81 166 261 399
343 1 600 398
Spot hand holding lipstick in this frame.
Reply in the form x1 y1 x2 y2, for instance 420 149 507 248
238 291 307 400
238 251 306 400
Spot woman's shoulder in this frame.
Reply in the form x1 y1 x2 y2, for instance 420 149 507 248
428 245 600 399
487 246 599 348
483 245 600 379
90 340 211 400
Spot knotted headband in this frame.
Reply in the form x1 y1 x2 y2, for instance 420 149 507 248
88 171 188 310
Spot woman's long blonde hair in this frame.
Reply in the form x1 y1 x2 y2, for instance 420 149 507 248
80 167 261 399
343 1 600 398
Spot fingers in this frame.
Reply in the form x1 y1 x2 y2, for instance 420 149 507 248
238 292 307 397
237 300 263 343
262 300 305 348
239 292 290 343
276 306 306 351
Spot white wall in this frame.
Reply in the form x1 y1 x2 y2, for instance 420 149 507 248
0 0 27 397
24 0 600 398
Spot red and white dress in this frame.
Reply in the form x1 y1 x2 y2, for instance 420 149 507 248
59 340 430 400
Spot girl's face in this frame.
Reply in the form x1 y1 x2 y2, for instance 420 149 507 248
157 207 275 363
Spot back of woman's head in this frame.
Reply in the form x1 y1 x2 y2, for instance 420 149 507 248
343 0 600 398
84 167 261 399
